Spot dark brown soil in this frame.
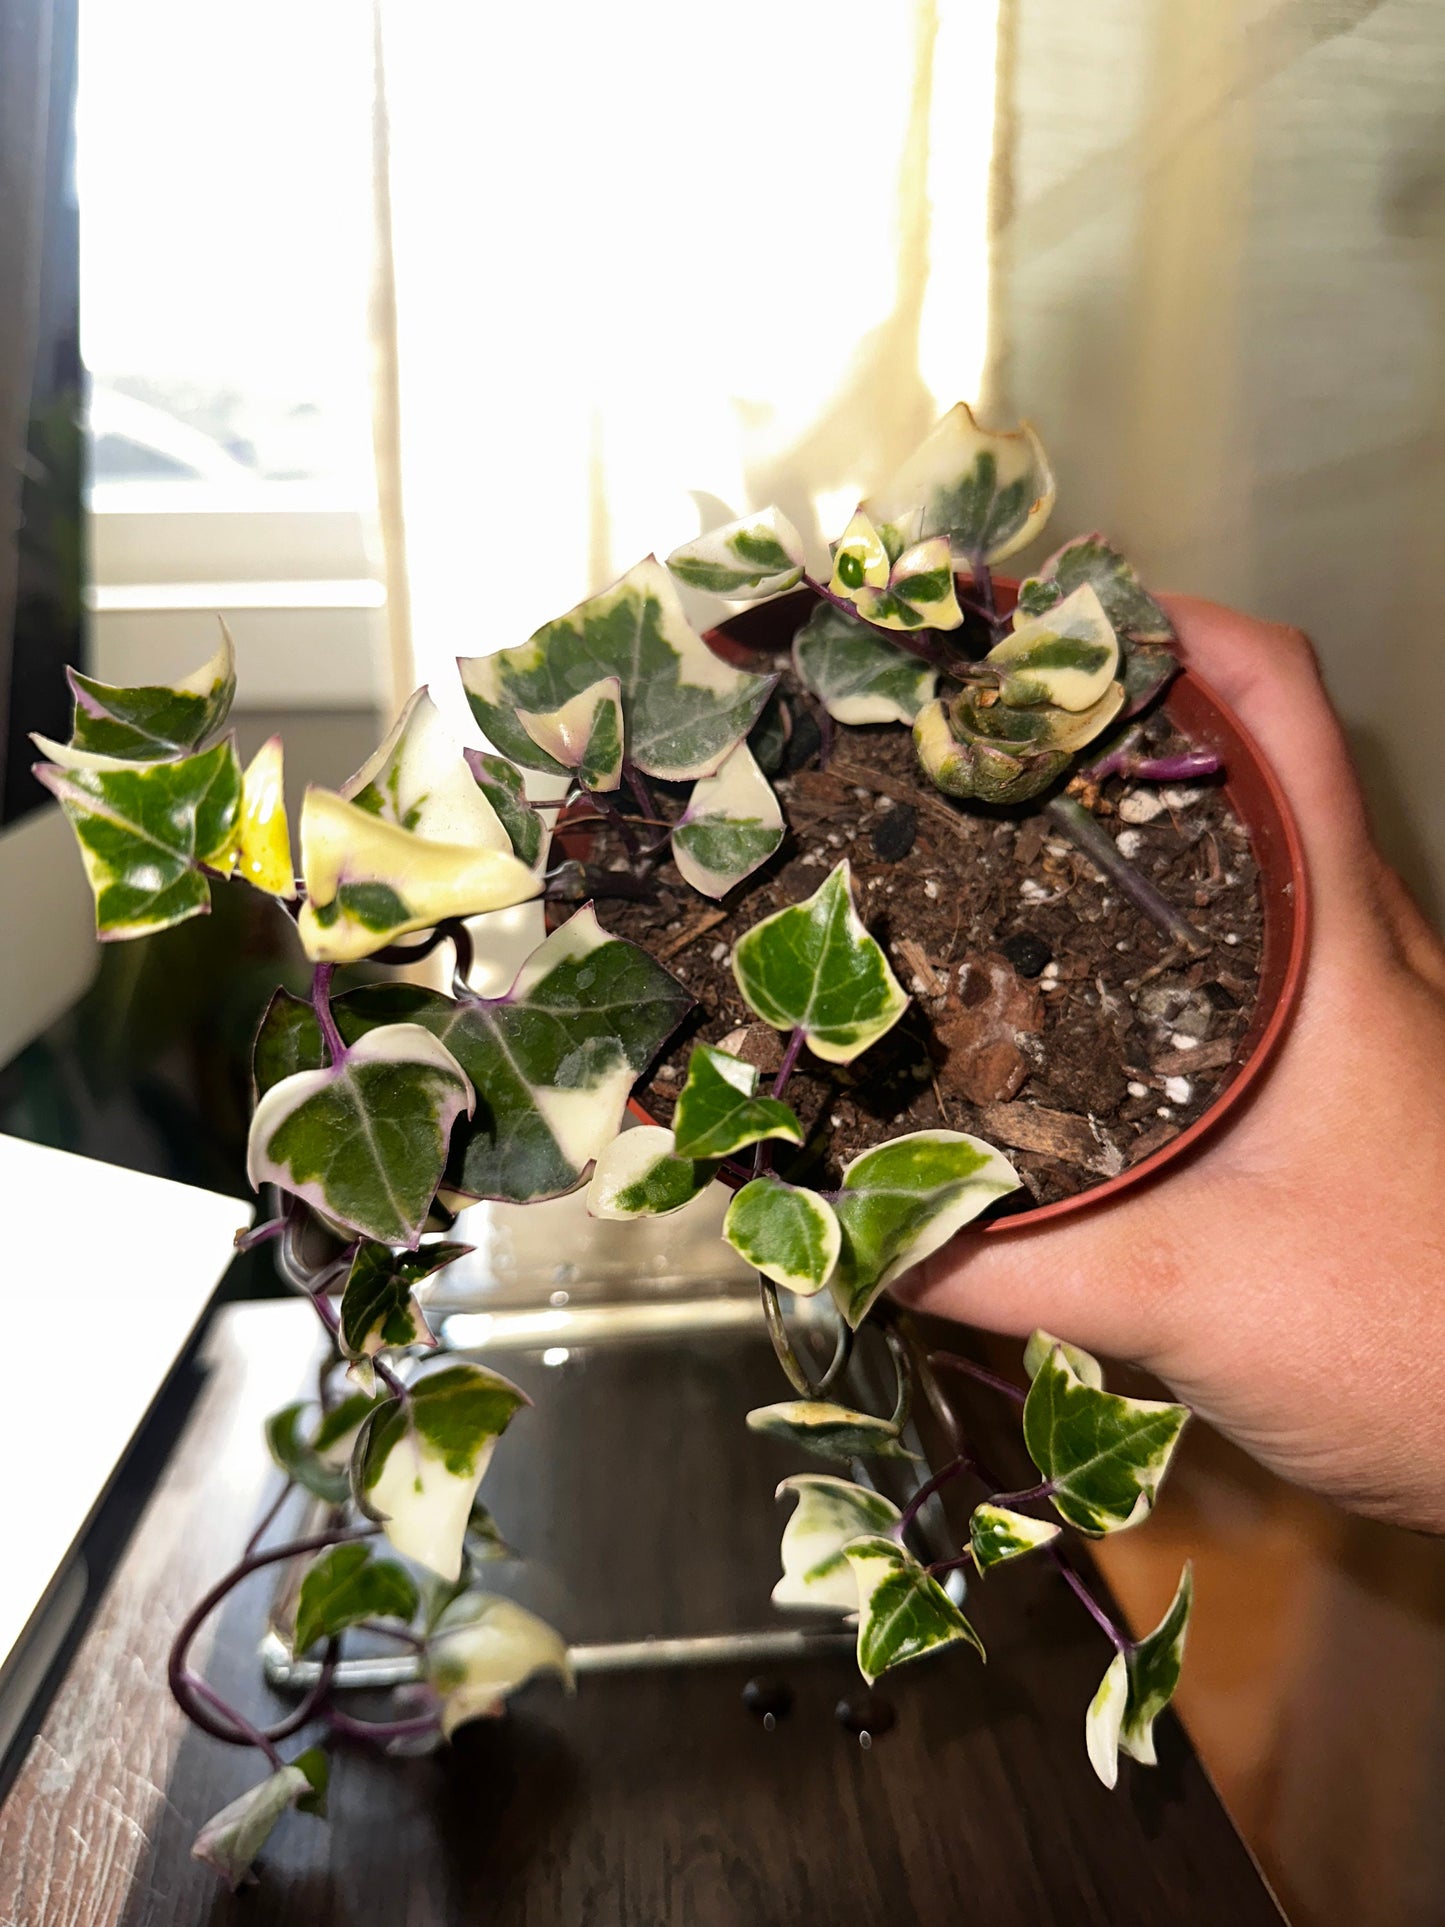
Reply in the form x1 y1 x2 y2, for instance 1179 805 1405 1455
580 695 1263 1212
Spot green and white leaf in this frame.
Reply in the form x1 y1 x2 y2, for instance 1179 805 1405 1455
745 1400 917 1463
338 1239 469 1362
913 682 1126 807
464 748 548 869
235 735 295 897
459 555 775 782
247 1024 473 1247
1085 1563 1193 1786
190 1749 327 1891
585 1125 714 1219
828 509 892 597
296 786 541 964
67 622 235 761
355 1362 528 1581
1023 1343 1190 1536
671 739 784 898
1016 535 1175 645
731 860 907 1065
344 686 515 852
987 583 1120 711
265 1400 355 1505
844 1535 984 1684
724 1176 839 1295
666 506 805 599
863 402 1055 566
33 737 242 939
427 1592 572 1738
792 600 937 725
773 1474 901 1610
1087 1650 1130 1789
292 1542 420 1655
1024 1328 1104 1390
830 1130 1021 1328
671 1044 802 1160
517 675 624 793
847 533 965 634
968 1502 1061 1573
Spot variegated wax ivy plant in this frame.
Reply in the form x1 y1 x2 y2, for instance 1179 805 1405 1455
36 400 1213 1886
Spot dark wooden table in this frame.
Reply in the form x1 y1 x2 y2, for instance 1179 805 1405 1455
0 1300 1286 1925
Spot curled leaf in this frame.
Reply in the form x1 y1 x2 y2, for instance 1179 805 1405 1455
517 676 624 793
190 1749 327 1890
988 584 1120 712
1016 535 1175 646
773 1474 900 1610
844 1535 984 1684
1023 1329 1103 1390
427 1593 571 1738
67 622 236 761
666 506 805 599
968 1502 1061 1573
236 736 295 897
745 1400 917 1463
464 748 548 869
863 402 1055 566
671 739 784 899
338 1239 468 1362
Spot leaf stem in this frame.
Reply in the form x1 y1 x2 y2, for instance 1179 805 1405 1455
311 963 346 1066
758 1273 852 1397
244 1478 296 1559
771 1026 806 1103
801 573 950 669
1050 1543 1128 1653
1045 794 1211 957
235 1217 286 1253
926 1549 976 1580
181 1672 287 1772
928 1350 1027 1405
896 1453 975 1540
624 762 660 824
326 1706 441 1747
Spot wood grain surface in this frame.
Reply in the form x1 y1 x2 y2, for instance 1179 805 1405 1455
0 1300 1286 1925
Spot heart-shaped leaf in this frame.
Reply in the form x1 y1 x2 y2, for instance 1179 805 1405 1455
987 584 1120 711
293 1542 420 1655
731 861 907 1065
459 555 775 782
1086 1563 1193 1786
723 1176 839 1295
671 739 784 899
773 1474 901 1610
843 1535 984 1684
666 506 805 600
968 1502 1061 1573
191 1748 327 1891
1023 1343 1189 1535
793 601 937 725
338 1239 468 1363
297 786 541 963
344 687 517 852
517 675 624 793
354 1361 528 1580
33 737 242 939
745 1400 917 1463
247 1024 473 1246
463 748 547 868
863 402 1055 566
672 1044 802 1160
832 522 964 633
426 1592 572 1737
1016 535 1175 645
68 623 235 761
234 736 295 897
829 1130 1021 1328
585 1125 715 1219
1024 1329 1104 1389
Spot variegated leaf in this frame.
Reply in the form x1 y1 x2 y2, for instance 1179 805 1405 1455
355 1361 528 1580
836 527 964 634
585 1125 714 1219
1119 1562 1193 1766
1024 1329 1104 1390
427 1592 572 1737
830 1130 1021 1328
459 555 775 782
828 510 892 596
296 787 540 963
293 1542 420 1655
773 1474 901 1610
517 675 624 793
666 506 805 599
33 737 242 939
745 1400 917 1463
246 1024 473 1247
191 1749 326 1890
723 1176 839 1295
844 1535 984 1684
863 402 1055 566
1016 535 1175 645
731 860 907 1065
968 1501 1061 1573
671 738 784 898
1023 1344 1189 1536
463 748 548 869
234 736 295 896
792 601 937 725
68 623 235 761
345 687 514 851
671 1043 802 1160
988 584 1120 711
1087 1650 1129 1789
338 1239 468 1363
913 681 1126 807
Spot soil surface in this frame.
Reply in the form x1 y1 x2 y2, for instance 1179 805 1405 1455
576 689 1263 1212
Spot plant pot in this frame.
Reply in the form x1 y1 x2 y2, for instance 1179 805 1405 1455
636 577 1306 1235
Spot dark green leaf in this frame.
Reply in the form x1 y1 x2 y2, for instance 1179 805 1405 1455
672 1044 802 1160
293 1542 420 1655
67 626 235 760
465 748 546 868
338 1239 467 1359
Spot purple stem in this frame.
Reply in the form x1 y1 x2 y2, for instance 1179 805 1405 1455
801 573 949 669
182 1673 287 1772
326 1706 441 1747
928 1350 1027 1405
305 1282 409 1404
311 963 346 1066
244 1479 295 1560
1131 749 1224 783
927 1549 977 1580
817 701 835 769
989 1479 1056 1509
771 1026 806 1103
235 1217 286 1254
1045 794 1211 957
624 763 659 823
896 1453 975 1539
1050 1545 1128 1653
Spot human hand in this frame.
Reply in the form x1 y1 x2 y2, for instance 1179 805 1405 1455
900 597 1445 1534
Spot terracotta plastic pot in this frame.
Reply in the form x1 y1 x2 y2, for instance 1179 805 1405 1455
584 579 1310 1232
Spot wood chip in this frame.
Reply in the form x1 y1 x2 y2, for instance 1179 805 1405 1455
658 906 729 961
827 757 975 843
896 938 947 998
1149 1035 1238 1078
978 1102 1123 1177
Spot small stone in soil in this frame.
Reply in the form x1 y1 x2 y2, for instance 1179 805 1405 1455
835 1690 897 1739
743 1677 794 1724
1000 931 1052 979
870 802 918 862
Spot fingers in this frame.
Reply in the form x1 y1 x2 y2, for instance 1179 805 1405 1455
1156 596 1382 951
